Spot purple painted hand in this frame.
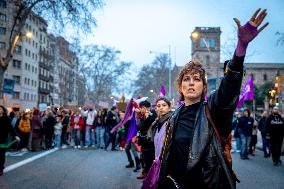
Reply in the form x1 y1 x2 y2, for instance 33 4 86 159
234 8 269 56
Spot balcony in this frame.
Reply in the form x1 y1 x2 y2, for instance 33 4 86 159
39 74 50 82
39 87 50 94
39 61 51 70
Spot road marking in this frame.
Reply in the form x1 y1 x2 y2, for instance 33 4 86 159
5 151 28 157
4 148 58 173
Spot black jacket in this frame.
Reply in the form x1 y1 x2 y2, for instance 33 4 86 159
267 113 284 138
0 115 16 144
159 55 244 189
258 116 267 134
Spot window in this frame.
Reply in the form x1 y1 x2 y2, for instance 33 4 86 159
35 81 37 87
0 13 6 21
0 1 7 8
199 38 216 48
28 64 30 71
13 92 20 99
12 60 21 69
15 45 22 54
12 75 21 85
205 55 210 64
0 42 5 49
32 66 34 72
25 49 28 56
24 78 27 84
25 63 27 70
263 74 267 81
27 93 29 101
0 27 6 35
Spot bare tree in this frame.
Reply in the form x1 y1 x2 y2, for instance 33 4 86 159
276 32 284 46
132 54 170 100
79 45 131 105
0 0 103 91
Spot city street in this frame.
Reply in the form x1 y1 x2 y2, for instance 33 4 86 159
0 148 283 189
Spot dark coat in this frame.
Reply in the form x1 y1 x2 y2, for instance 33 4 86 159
0 115 16 144
159 55 244 189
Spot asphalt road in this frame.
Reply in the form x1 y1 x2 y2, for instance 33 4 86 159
0 148 283 189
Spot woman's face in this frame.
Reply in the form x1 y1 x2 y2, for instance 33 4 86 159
180 72 204 104
156 100 170 118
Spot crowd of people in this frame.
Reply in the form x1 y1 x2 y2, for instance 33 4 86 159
232 106 284 166
0 104 136 176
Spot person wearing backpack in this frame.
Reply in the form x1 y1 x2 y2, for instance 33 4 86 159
157 9 268 189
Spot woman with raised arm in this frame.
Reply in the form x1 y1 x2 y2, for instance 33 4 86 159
157 9 268 189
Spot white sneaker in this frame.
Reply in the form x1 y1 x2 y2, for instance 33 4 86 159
84 145 88 148
78 145 81 149
54 147 59 150
21 148 28 152
236 150 241 153
91 145 95 148
62 145 67 149
74 146 78 149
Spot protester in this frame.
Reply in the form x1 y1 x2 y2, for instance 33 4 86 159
43 111 56 150
136 100 156 179
157 9 268 189
71 111 84 148
31 109 43 151
238 109 254 159
95 110 105 149
267 106 284 166
18 112 31 152
142 97 172 188
61 110 70 148
106 106 119 150
85 108 96 148
54 115 63 149
258 110 270 158
0 105 20 176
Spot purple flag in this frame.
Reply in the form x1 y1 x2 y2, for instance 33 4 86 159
111 99 133 133
126 112 138 144
160 85 166 97
237 74 254 108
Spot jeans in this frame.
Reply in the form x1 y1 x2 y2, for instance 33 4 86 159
240 133 251 158
85 126 94 146
261 132 271 156
54 134 61 148
95 126 105 148
125 141 139 163
105 131 117 150
72 128 81 146
236 137 241 151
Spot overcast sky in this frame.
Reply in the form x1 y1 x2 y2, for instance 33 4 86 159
81 0 284 68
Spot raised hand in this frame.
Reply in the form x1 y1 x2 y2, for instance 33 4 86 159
234 8 269 56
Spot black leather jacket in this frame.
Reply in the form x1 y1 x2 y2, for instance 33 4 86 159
159 55 244 189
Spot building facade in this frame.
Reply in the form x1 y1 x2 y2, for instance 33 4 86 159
0 1 85 109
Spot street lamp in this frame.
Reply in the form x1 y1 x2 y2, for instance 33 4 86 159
149 46 172 98
12 31 33 51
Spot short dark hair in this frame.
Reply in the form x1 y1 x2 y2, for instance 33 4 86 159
155 97 171 107
139 100 151 108
111 106 117 111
